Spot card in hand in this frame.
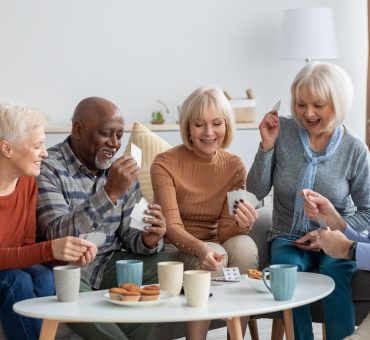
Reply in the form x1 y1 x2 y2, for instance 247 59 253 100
227 189 248 215
129 197 152 231
130 143 142 168
79 231 106 248
272 100 281 112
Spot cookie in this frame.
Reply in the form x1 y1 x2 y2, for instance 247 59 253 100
109 287 125 301
140 288 160 301
119 283 141 292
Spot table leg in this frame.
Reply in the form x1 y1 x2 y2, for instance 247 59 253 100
226 317 243 340
283 309 295 340
39 319 59 340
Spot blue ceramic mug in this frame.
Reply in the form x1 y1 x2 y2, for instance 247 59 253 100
116 260 143 286
262 264 297 301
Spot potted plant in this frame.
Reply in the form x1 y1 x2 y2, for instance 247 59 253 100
151 111 165 124
150 99 170 124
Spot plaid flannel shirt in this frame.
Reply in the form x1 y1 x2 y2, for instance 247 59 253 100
36 137 162 289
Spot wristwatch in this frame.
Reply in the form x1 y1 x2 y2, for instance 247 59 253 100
348 241 357 261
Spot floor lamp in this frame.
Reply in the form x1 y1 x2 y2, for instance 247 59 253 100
280 7 338 63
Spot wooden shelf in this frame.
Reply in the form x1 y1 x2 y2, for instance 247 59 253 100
45 122 258 134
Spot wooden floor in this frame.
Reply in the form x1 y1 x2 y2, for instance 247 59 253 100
177 319 323 339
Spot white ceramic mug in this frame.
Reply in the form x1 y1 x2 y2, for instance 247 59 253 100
158 261 184 296
53 265 81 302
183 270 211 307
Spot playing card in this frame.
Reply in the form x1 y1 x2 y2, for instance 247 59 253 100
223 267 241 282
129 197 152 231
79 231 106 248
130 143 142 168
272 100 281 112
227 189 249 215
130 217 147 231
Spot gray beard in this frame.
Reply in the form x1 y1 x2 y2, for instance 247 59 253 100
95 155 112 170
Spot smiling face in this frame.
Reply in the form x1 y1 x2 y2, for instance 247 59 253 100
295 89 336 138
10 126 48 177
189 109 226 157
72 106 124 174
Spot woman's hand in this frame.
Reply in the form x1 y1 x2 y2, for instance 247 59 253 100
259 109 279 151
51 236 97 266
301 189 346 231
142 204 167 248
233 200 259 232
195 243 225 272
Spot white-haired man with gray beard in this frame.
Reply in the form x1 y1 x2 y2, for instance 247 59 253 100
37 96 174 340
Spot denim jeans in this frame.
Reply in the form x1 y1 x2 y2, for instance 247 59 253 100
0 264 54 340
270 237 356 340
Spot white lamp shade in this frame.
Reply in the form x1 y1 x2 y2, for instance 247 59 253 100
280 8 338 60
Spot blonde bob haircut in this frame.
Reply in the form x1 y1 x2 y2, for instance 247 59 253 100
0 103 47 144
179 85 235 150
290 62 354 128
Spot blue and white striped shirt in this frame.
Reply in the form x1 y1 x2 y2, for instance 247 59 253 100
36 137 161 289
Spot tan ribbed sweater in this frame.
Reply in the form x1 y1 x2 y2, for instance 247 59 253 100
150 144 248 256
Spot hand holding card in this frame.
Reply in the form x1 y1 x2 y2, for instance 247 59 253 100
129 197 151 231
227 189 249 215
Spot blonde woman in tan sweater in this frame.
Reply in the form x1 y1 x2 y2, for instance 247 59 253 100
151 85 259 340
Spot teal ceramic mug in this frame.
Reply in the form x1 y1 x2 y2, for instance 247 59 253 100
262 264 297 301
116 260 143 286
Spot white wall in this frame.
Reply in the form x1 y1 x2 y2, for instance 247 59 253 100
0 0 367 143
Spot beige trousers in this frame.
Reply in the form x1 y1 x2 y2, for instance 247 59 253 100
166 235 259 277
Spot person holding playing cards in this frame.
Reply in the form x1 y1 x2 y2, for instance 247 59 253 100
0 103 97 340
247 62 370 340
151 85 259 339
37 97 173 340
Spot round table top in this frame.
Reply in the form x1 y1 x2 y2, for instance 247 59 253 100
14 272 334 323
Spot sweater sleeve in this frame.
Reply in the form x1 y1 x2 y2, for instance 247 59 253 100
0 179 54 269
344 147 370 232
246 144 275 201
217 160 249 244
151 155 204 256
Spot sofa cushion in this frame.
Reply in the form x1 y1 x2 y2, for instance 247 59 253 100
123 122 172 203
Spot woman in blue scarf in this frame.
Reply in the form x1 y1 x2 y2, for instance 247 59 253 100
247 62 370 340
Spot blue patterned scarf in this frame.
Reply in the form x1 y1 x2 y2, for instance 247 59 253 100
290 125 343 235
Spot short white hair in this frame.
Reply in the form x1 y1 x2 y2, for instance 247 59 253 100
290 62 353 127
0 103 47 144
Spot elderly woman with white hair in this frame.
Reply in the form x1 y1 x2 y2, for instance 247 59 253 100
151 85 259 339
247 62 370 340
0 104 97 340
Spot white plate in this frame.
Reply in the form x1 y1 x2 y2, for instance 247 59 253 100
245 275 270 293
104 291 173 307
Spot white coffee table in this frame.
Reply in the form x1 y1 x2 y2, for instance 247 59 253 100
14 272 334 340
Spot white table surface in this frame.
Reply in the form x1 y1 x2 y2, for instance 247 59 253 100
14 272 334 323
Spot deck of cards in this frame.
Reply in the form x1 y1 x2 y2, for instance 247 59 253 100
129 197 151 231
227 189 249 215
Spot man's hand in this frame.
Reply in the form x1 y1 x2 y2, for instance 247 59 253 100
301 189 346 231
318 229 354 259
142 204 167 248
104 155 139 203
